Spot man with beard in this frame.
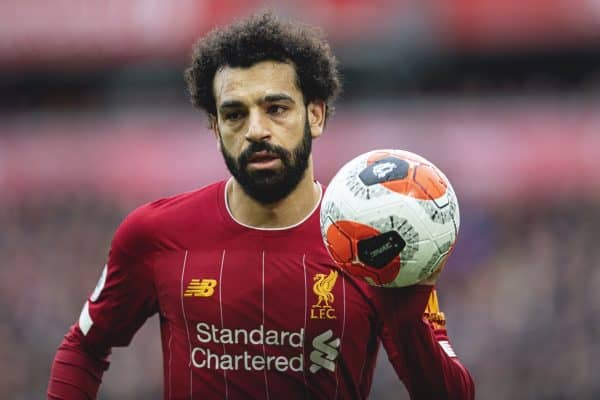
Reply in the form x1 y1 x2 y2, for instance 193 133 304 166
48 12 474 400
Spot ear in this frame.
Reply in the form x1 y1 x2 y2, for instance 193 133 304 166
210 115 222 150
307 101 326 139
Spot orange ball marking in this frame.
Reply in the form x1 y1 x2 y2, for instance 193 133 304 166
326 220 379 263
366 150 448 200
326 220 401 286
413 164 447 199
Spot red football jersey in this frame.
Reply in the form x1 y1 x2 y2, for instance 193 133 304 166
48 180 473 400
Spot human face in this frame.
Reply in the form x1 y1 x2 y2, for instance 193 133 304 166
213 61 324 203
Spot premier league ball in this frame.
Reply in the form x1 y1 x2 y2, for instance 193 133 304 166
320 149 460 287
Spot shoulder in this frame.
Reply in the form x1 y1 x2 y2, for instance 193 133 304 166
112 181 225 257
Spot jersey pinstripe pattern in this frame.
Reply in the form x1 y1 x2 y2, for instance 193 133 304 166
54 180 473 399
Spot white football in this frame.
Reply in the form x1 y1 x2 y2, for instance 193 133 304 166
320 149 460 287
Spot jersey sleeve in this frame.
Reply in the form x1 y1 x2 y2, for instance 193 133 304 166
48 207 159 399
77 209 158 348
374 286 475 400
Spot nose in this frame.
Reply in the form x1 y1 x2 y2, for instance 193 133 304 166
245 110 271 142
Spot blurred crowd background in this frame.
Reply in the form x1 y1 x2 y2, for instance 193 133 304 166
2 1 600 399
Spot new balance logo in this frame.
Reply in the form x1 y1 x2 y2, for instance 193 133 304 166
184 279 217 297
438 340 456 357
309 329 340 373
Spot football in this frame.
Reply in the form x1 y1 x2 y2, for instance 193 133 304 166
320 149 460 287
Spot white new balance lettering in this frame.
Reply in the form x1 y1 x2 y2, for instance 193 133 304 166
78 301 93 335
439 340 456 357
78 264 107 336
90 264 107 302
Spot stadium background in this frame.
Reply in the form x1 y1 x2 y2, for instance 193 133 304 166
2 1 600 398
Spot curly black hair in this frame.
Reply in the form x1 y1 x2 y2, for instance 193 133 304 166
184 12 341 121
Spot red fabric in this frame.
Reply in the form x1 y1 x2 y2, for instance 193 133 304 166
378 286 475 399
47 334 109 399
48 180 474 399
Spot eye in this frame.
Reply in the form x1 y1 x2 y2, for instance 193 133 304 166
267 105 287 116
223 110 245 121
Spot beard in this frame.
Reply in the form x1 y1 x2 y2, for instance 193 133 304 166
220 120 312 204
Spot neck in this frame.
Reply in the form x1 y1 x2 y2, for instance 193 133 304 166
226 161 321 229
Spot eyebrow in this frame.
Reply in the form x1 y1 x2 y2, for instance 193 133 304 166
218 94 296 111
262 94 295 104
219 100 244 110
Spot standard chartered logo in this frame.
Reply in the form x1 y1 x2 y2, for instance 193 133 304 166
191 322 304 372
309 329 340 373
190 323 340 374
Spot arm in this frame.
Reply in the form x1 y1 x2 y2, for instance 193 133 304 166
376 286 474 400
47 325 110 399
47 210 158 399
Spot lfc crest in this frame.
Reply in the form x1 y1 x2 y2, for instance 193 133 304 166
310 270 338 320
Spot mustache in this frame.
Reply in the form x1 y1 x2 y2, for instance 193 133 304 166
239 141 290 165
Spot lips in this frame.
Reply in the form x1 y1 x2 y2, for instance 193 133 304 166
246 150 282 170
248 151 280 163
